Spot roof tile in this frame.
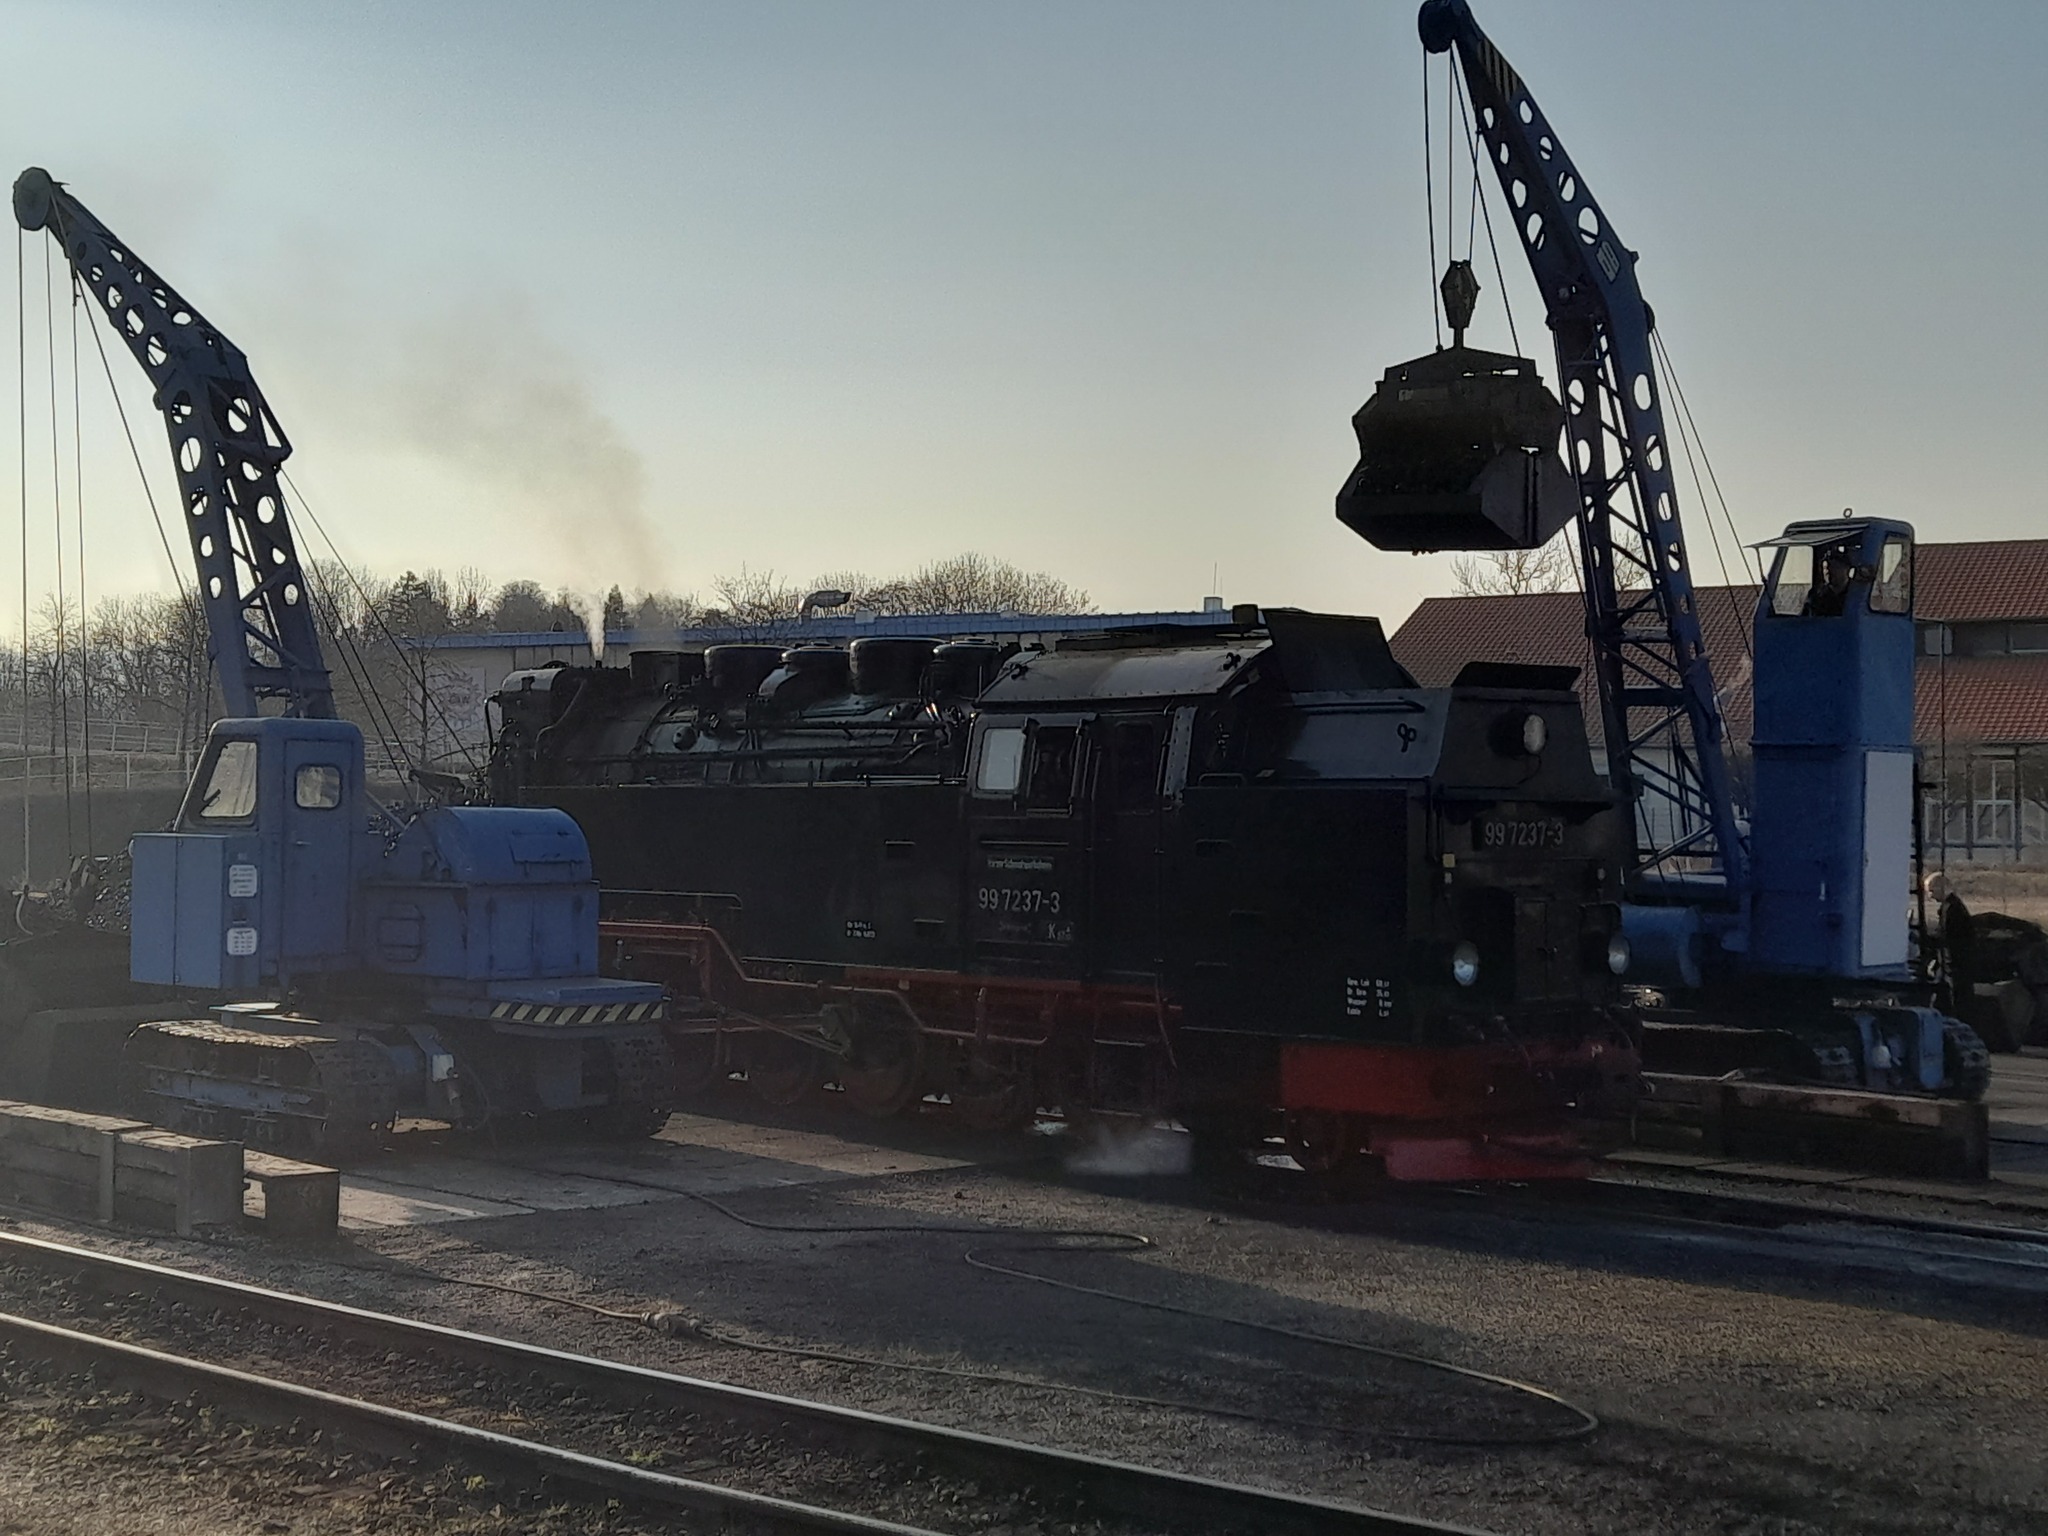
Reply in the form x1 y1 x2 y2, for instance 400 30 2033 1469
1389 541 2048 748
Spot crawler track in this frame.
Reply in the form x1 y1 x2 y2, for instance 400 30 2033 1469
0 1229 1480 1536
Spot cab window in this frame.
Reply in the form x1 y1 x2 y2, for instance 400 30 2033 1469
974 726 1026 795
1108 719 1162 810
294 763 343 810
193 740 259 822
1769 545 1813 617
1025 726 1079 810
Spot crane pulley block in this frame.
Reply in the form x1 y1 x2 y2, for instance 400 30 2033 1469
1335 344 1578 553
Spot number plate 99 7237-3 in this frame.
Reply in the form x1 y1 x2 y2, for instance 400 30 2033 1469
1473 815 1567 853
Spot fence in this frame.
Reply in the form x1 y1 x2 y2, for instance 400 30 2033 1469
0 717 191 760
0 753 192 792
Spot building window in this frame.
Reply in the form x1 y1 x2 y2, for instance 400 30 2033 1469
1954 623 2011 658
1973 756 2015 847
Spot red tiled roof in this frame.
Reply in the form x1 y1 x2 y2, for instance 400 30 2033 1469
1915 656 2048 745
1391 586 1763 748
1390 550 2048 749
1916 539 2048 623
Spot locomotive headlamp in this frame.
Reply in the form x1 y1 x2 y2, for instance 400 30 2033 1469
1606 933 1631 976
1521 713 1547 755
1451 940 1480 988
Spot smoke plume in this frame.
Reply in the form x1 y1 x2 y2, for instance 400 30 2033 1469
387 302 667 595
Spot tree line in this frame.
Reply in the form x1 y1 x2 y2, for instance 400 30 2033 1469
0 552 1092 772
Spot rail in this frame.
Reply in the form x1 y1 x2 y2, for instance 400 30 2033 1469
0 1228 1485 1536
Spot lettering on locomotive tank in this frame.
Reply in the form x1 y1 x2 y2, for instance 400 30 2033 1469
986 854 1054 873
1474 813 1567 852
845 918 876 941
1346 976 1395 1019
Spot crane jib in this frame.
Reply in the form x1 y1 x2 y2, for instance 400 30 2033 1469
1354 3 1751 912
11 166 334 722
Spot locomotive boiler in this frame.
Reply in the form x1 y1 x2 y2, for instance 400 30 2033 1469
488 610 1638 1179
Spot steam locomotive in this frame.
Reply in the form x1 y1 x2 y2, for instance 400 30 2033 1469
488 610 1638 1179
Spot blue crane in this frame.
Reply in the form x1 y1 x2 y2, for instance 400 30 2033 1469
13 168 677 1154
1337 3 1985 1096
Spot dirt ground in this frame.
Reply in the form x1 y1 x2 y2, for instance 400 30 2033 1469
4 1101 2048 1536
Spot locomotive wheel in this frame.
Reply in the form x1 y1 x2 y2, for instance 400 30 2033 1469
1283 1109 1361 1174
838 1024 925 1119
744 1033 824 1107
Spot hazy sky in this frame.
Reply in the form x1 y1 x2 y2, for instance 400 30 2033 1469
0 0 2040 633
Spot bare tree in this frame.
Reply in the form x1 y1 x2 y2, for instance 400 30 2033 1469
711 567 805 629
881 553 1091 616
447 566 493 632
1451 536 1578 597
628 589 702 631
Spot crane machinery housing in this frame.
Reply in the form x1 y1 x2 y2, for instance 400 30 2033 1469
7 167 677 1157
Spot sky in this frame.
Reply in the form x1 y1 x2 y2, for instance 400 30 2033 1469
0 0 2040 635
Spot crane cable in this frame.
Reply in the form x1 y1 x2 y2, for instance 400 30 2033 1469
76 266 215 775
1422 53 1442 350
1650 328 1754 674
14 231 28 897
281 468 482 779
41 238 74 858
1451 65 1521 361
67 272 91 853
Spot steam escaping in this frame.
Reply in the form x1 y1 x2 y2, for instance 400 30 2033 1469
384 297 671 604
569 591 608 660
1063 1120 1194 1178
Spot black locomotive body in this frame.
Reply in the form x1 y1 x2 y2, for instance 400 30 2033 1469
488 611 1638 1179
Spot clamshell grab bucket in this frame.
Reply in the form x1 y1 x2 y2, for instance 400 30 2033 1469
1335 345 1578 552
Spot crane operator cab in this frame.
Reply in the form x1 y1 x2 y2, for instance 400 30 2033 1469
1748 518 1918 986
130 717 662 1010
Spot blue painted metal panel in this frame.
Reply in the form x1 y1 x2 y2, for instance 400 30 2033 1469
1748 519 1918 980
279 733 357 963
360 807 604 983
130 832 240 989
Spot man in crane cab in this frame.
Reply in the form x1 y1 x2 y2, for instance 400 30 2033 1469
1804 546 1858 616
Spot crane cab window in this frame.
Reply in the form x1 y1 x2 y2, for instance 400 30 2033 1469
975 727 1027 795
294 763 343 810
1768 545 1814 617
1870 536 1912 614
1769 537 1871 618
191 740 259 822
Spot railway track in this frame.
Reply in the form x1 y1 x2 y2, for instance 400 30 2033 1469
0 1228 1483 1536
1399 1174 2048 1296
